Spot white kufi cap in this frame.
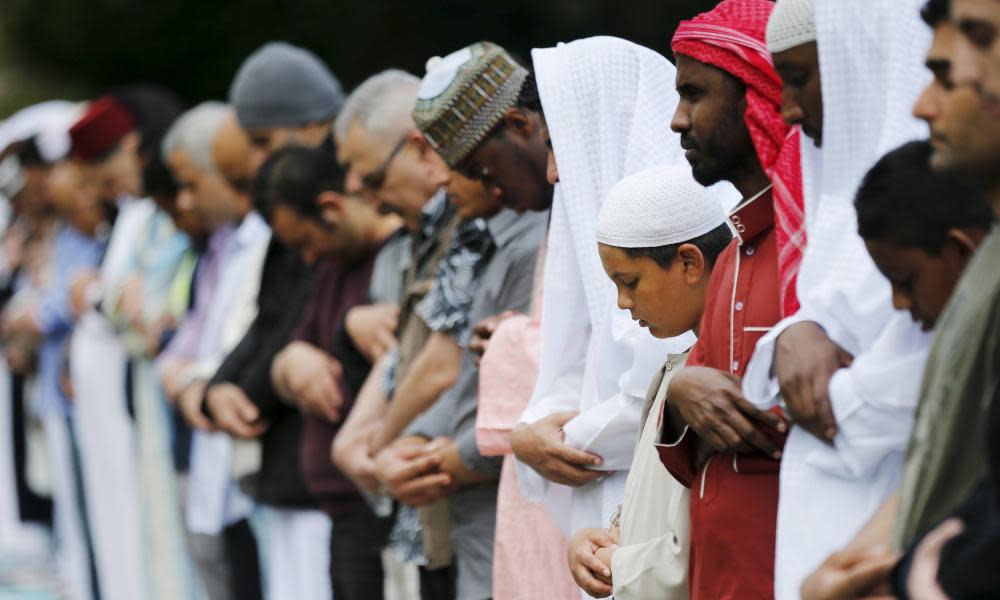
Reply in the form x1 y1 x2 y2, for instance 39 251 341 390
597 165 727 248
766 0 817 54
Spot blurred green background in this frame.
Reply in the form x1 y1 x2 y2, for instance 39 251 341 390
0 0 721 116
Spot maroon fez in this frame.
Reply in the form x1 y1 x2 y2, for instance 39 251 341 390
68 96 136 162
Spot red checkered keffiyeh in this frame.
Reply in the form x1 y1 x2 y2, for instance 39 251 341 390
672 0 805 317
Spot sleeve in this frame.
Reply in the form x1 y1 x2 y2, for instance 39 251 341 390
654 426 697 489
155 301 202 379
793 313 931 480
35 237 97 337
611 533 688 600
741 314 805 410
561 319 693 471
35 274 74 338
405 391 450 441
333 318 374 398
176 237 269 384
476 314 539 456
515 203 598 501
455 424 503 478
290 282 321 346
742 197 932 476
210 316 261 387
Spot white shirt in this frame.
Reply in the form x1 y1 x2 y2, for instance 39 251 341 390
186 211 270 534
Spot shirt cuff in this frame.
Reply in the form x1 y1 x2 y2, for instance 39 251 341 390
742 314 805 408
456 426 502 479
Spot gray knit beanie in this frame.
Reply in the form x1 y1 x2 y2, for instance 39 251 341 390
229 42 345 129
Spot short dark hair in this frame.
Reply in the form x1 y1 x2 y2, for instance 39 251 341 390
255 144 346 222
920 0 950 27
623 222 734 269
483 71 542 144
515 72 542 113
13 137 46 168
856 140 994 254
111 84 186 197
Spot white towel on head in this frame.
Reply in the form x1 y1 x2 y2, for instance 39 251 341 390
516 36 737 547
743 1 934 597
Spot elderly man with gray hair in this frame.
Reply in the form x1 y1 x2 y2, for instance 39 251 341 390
158 101 271 600
331 68 462 600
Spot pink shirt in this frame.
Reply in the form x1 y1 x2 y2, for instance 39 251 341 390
476 240 579 600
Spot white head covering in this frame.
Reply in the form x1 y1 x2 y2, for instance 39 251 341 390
0 100 81 206
0 100 79 160
518 36 736 535
795 0 931 340
597 165 727 248
767 0 817 54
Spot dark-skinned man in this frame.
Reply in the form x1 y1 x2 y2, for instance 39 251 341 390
741 0 934 596
653 0 803 597
803 0 1000 597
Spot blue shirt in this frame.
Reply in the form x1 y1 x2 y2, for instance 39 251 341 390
35 224 107 415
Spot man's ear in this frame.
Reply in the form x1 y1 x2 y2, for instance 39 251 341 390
411 131 451 187
944 227 986 263
316 190 345 212
677 243 707 284
501 108 535 140
408 130 433 157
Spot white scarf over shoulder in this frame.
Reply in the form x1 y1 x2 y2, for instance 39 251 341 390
741 1 934 597
517 35 735 536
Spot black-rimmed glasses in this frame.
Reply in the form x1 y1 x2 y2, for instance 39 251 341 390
360 136 409 190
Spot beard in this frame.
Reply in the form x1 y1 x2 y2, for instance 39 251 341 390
682 108 754 189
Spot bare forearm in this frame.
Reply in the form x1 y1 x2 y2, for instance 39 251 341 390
334 358 390 458
269 346 296 402
844 490 899 552
373 334 461 450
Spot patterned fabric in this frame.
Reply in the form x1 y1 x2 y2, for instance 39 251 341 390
413 42 528 167
388 504 428 566
672 0 805 317
415 217 493 344
414 190 450 269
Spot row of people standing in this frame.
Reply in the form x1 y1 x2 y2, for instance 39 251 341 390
1 0 998 598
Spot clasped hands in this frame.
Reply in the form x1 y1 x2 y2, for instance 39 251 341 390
373 435 484 506
567 525 620 598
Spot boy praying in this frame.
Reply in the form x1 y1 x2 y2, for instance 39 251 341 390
566 165 733 599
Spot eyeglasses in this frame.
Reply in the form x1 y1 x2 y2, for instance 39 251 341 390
360 136 408 191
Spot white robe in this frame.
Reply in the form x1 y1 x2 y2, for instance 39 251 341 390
185 213 269 535
741 2 934 597
71 196 155 600
515 38 735 551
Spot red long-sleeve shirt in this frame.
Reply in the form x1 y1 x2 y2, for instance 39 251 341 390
658 188 785 600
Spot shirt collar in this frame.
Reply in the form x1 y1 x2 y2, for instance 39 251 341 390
727 184 774 244
486 208 538 249
420 188 449 237
233 211 269 248
205 222 236 258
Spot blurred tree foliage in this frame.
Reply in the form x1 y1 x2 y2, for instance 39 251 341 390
0 0 721 114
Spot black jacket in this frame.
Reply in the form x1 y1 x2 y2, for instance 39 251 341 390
208 237 317 508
